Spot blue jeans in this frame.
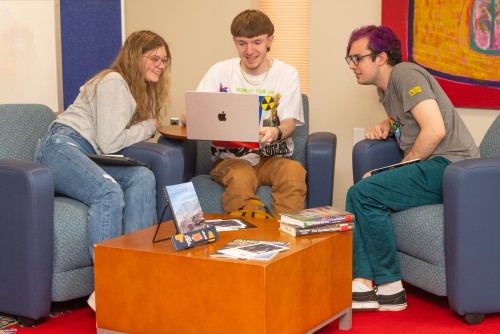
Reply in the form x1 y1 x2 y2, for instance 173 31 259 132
35 123 157 259
346 156 451 284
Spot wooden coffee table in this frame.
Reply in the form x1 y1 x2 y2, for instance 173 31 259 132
94 214 352 333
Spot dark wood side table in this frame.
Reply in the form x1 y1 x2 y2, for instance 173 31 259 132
158 125 187 140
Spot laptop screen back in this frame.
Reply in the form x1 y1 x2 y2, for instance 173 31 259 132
185 91 260 142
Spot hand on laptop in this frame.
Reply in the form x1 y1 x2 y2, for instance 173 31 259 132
259 126 279 144
259 119 295 144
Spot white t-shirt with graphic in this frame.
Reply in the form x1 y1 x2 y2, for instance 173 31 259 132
196 58 304 165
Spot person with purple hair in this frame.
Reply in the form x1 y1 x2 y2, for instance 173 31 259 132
344 25 479 311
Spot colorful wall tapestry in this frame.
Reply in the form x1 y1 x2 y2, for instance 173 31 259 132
382 0 500 109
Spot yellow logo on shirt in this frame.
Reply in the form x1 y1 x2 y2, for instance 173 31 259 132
261 95 275 111
409 86 422 96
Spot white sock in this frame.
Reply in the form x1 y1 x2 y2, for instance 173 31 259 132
377 280 404 295
352 281 373 293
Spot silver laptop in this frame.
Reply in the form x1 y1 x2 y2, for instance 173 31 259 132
185 91 261 142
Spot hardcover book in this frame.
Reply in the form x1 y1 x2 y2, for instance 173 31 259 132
164 182 206 234
210 238 289 260
279 206 355 228
279 220 354 237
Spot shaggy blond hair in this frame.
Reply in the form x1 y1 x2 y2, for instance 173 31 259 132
84 30 171 126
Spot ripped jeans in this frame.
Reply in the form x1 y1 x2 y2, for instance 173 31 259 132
35 123 157 259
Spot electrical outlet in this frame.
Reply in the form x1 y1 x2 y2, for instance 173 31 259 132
353 128 365 146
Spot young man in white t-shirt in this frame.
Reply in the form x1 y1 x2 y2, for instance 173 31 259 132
182 9 306 216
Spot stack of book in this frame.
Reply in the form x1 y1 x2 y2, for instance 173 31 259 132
279 206 355 237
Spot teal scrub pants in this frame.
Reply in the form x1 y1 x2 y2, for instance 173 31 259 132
346 156 451 284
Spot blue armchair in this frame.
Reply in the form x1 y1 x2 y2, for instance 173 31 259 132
0 104 183 325
352 115 500 324
158 94 337 213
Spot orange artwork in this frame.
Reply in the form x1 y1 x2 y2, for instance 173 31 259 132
382 0 500 109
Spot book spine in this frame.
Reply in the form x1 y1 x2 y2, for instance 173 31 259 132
280 215 354 228
280 222 354 237
281 216 350 227
301 215 354 228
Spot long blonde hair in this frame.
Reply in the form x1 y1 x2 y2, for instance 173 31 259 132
84 30 171 125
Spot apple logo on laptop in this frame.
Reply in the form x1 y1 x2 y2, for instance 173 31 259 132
218 111 227 121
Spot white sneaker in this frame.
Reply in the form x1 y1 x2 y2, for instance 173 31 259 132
352 289 380 311
87 291 96 311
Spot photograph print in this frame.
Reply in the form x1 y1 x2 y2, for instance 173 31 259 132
164 182 206 234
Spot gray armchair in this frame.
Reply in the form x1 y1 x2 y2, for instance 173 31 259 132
0 104 183 325
352 115 500 324
158 94 337 213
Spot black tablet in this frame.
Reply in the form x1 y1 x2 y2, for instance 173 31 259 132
86 154 150 168
370 158 420 175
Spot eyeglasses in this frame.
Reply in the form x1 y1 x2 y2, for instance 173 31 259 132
345 53 376 66
143 55 171 67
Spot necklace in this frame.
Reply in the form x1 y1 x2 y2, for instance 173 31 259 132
240 58 271 86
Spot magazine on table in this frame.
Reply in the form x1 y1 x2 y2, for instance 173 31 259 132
205 218 256 232
210 238 289 260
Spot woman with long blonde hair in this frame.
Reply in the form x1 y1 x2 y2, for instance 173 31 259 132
35 30 172 310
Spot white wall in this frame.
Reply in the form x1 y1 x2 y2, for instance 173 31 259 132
0 0 62 112
126 0 500 209
124 0 255 119
310 1 387 208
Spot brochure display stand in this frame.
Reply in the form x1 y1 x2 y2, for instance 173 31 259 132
153 182 219 250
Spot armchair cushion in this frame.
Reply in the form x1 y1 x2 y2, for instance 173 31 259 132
52 197 93 301
121 141 184 220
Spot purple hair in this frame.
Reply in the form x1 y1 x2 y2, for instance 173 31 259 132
346 25 403 66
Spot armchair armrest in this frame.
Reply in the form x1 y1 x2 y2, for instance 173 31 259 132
0 159 54 321
443 157 500 316
306 132 337 208
352 138 403 183
121 142 184 220
157 136 198 182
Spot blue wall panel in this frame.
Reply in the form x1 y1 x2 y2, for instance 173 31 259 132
60 0 122 109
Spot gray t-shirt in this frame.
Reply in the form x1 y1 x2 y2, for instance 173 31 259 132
377 62 480 163
55 72 156 154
